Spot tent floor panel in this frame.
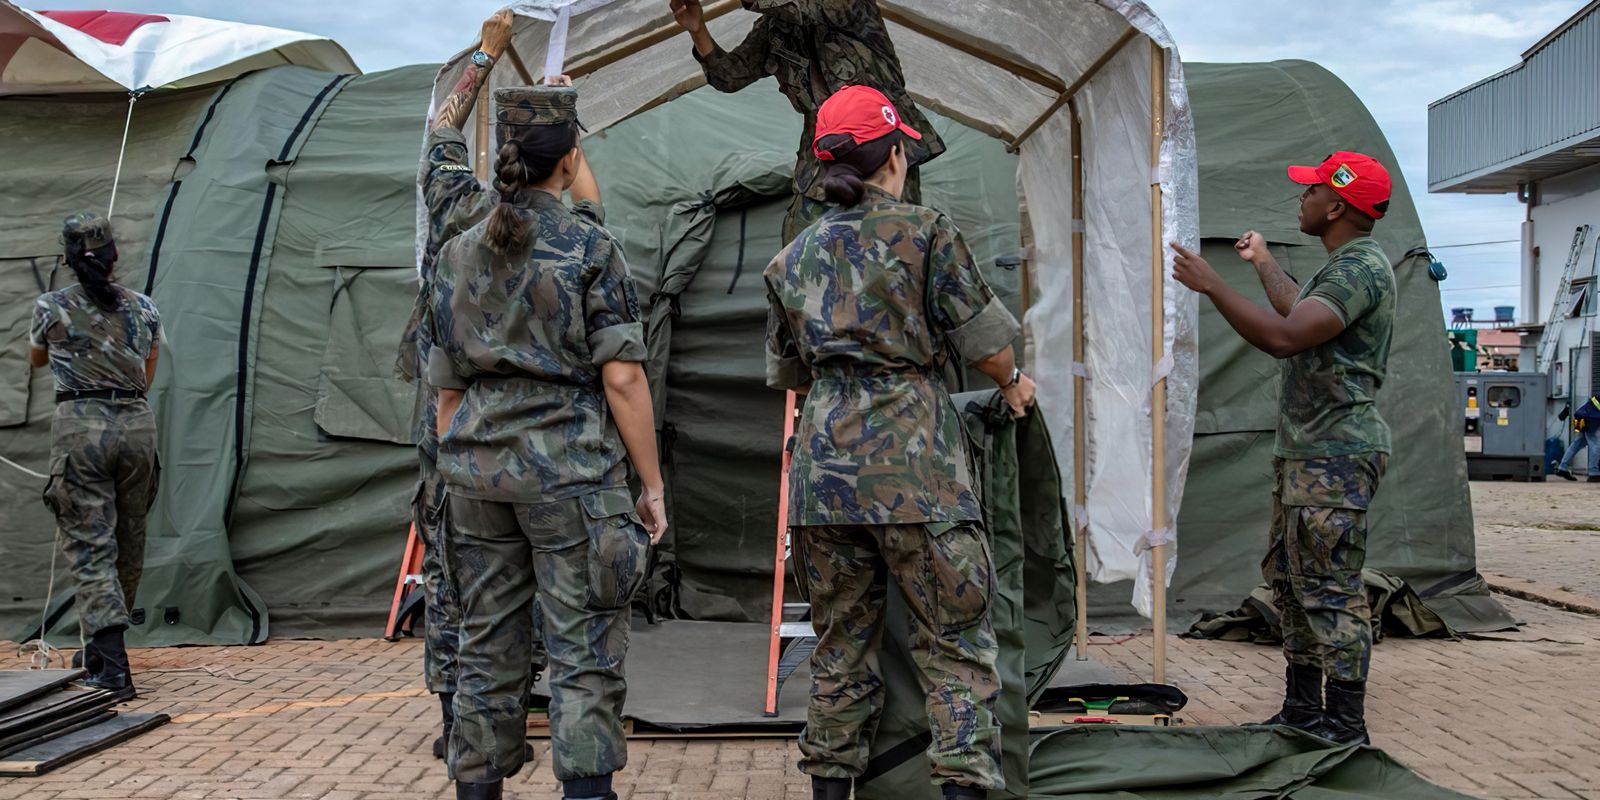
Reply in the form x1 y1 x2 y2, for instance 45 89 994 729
0 712 169 777
0 708 117 758
0 685 112 738
0 670 86 716
532 620 807 733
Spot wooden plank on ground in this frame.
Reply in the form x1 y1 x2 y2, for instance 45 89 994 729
0 712 169 777
0 687 113 739
0 670 86 716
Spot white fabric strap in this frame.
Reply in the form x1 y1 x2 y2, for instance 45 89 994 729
1151 165 1163 186
543 6 572 78
1136 526 1173 553
1071 504 1089 533
1151 351 1175 387
1071 218 1086 234
1071 361 1090 379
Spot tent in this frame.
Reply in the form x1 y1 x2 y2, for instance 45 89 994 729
0 41 1506 645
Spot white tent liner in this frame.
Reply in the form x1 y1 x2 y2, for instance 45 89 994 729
0 2 358 95
423 0 1199 628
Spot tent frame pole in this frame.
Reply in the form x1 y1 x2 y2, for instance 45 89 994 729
475 81 491 180
1007 26 1139 154
567 0 743 79
878 4 1065 94
1148 39 1169 687
1070 97 1089 662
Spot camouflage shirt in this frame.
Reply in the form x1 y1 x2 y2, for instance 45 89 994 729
399 128 508 464
764 187 1019 525
694 0 945 204
30 284 161 394
424 136 645 504
1277 236 1395 459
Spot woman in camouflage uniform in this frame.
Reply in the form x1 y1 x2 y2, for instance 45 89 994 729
29 212 161 701
763 86 1036 800
423 78 666 800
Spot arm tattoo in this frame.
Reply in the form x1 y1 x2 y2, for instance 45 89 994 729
435 63 489 132
1255 259 1300 317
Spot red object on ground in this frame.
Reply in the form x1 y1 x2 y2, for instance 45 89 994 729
37 10 169 46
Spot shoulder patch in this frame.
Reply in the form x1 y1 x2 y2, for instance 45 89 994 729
436 164 473 173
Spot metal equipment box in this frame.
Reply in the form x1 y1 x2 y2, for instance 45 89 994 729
1455 372 1549 481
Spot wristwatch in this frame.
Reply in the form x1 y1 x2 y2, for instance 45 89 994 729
470 49 494 69
1003 367 1022 388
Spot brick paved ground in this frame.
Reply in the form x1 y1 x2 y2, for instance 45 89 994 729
1473 479 1600 600
0 480 1596 800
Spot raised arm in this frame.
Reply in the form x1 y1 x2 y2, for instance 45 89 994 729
673 0 773 93
1171 242 1346 359
433 10 514 133
1236 231 1300 317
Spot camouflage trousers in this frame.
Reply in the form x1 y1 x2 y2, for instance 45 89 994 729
417 460 548 697
793 522 1003 790
782 167 922 243
446 488 648 784
42 400 159 639
1264 453 1388 683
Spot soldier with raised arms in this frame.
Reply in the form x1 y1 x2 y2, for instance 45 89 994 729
421 27 667 800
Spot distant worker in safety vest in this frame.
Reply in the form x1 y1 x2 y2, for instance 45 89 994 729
1555 395 1600 482
423 58 667 799
670 0 945 243
765 85 1034 800
30 212 162 702
397 9 551 768
1169 152 1397 746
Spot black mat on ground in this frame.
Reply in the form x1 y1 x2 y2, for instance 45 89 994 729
0 709 116 757
535 620 808 730
0 686 112 739
1046 649 1124 687
0 670 85 716
1027 726 1479 799
0 712 169 777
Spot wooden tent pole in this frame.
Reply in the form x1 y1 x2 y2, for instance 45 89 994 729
1070 97 1089 661
1147 39 1169 686
475 81 492 180
566 0 742 79
1007 26 1139 153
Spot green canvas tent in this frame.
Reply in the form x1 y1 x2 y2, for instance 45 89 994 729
1 58 1507 647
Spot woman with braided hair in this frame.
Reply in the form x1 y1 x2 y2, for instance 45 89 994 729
29 211 162 701
422 73 665 800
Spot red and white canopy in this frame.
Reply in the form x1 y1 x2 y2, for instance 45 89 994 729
0 2 358 95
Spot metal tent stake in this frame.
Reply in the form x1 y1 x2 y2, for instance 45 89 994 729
1148 39 1169 687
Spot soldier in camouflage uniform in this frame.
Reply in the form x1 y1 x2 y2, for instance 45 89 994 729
423 69 668 800
395 11 549 764
671 0 946 242
29 212 161 701
764 86 1034 800
1171 152 1397 746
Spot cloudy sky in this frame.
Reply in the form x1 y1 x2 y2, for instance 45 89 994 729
32 0 1586 316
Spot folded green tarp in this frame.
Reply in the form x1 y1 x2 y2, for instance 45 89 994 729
1027 726 1478 799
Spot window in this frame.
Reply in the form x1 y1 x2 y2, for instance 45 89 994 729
1567 277 1594 319
1486 385 1521 408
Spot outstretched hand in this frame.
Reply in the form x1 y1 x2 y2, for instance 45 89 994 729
1170 241 1221 295
670 0 705 33
481 9 514 59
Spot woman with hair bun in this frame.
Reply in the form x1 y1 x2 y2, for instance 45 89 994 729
762 85 1036 800
422 74 666 800
29 211 161 702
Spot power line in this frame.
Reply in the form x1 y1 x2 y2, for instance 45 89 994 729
1439 283 1521 293
1433 238 1516 248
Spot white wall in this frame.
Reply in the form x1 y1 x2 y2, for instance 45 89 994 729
1527 163 1600 405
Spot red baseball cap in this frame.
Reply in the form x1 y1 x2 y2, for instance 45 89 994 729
812 85 922 161
1287 152 1391 219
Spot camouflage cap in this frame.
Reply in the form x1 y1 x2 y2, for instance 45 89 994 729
61 212 114 250
495 86 579 126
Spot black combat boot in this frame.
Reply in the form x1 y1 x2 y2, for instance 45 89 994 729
81 627 135 701
1313 679 1370 746
812 776 851 800
941 784 986 800
564 773 617 799
455 779 502 799
433 692 455 759
1260 663 1323 731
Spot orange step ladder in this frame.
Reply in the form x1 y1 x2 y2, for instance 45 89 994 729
384 522 426 640
764 390 814 717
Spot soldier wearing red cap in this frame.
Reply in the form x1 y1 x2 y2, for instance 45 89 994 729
764 85 1032 800
1170 152 1397 746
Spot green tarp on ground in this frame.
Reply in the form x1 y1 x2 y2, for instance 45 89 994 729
2 59 1505 645
1027 727 1476 799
